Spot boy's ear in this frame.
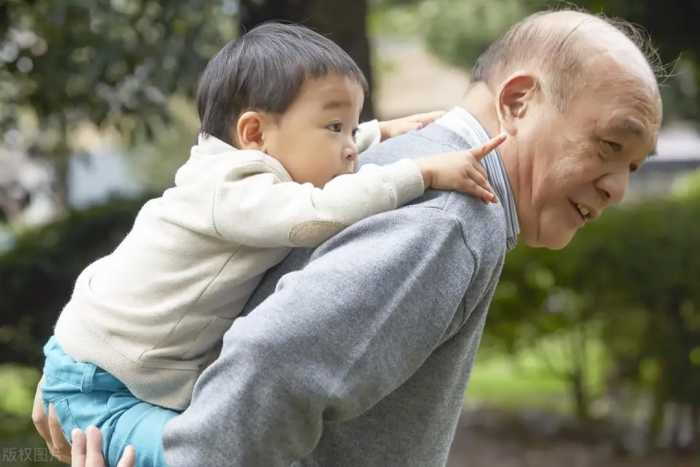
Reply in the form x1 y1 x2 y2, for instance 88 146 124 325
496 72 540 136
234 111 267 149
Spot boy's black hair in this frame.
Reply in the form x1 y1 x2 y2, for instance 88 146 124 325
196 22 369 146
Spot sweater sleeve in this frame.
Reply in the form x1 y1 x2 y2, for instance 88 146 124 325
212 158 424 248
162 206 476 467
355 119 381 153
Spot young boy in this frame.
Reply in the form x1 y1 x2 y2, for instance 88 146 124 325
41 23 505 467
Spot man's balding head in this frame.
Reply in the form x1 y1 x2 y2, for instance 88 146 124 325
471 9 661 111
465 9 663 250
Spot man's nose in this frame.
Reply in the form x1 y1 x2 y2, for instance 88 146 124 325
596 169 629 206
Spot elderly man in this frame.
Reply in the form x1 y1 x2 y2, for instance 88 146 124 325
35 8 660 467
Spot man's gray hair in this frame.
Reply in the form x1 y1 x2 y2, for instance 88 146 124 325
471 8 663 110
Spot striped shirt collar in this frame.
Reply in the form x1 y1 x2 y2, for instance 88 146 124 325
436 106 520 250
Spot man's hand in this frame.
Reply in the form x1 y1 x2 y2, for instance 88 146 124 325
71 427 135 467
32 379 136 466
32 378 71 463
378 110 446 141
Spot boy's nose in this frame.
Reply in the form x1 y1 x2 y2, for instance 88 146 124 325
344 144 358 163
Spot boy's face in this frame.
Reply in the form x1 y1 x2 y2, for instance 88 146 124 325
262 73 364 187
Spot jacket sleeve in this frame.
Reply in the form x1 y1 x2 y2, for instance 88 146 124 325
355 119 381 153
212 158 424 248
162 206 477 467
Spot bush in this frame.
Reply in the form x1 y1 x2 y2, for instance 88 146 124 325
487 192 700 443
424 0 533 70
0 196 148 366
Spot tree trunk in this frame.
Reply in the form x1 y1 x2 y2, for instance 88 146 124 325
568 323 591 422
571 370 591 422
647 370 668 450
239 0 375 120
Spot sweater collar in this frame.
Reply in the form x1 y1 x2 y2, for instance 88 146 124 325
436 107 520 250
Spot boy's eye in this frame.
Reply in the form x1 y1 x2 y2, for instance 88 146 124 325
327 122 342 132
352 127 359 139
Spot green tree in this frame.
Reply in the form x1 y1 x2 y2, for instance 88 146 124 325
570 0 700 122
239 0 374 120
0 0 236 207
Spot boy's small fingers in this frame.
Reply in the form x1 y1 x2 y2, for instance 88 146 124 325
480 188 497 204
469 162 487 179
468 169 488 188
465 165 492 191
472 134 507 160
414 110 446 123
482 135 506 153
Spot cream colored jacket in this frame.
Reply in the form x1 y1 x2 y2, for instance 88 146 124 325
54 122 425 410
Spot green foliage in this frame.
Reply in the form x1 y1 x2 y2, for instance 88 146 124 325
486 192 700 433
673 169 700 200
1 182 699 443
416 0 700 122
0 196 148 366
424 0 534 70
0 1 236 170
126 96 199 192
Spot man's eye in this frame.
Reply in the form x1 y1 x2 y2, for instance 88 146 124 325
603 140 623 152
327 123 342 132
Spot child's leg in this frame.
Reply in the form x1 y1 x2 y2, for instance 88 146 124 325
42 337 179 467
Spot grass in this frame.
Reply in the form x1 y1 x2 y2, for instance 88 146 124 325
0 364 40 418
466 333 608 415
467 351 571 412
0 365 60 466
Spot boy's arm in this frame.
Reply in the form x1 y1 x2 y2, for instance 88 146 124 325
163 206 477 467
212 133 503 248
212 158 424 248
355 120 381 153
355 112 445 153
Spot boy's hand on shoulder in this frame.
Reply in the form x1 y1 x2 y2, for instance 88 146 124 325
378 110 446 141
416 133 507 203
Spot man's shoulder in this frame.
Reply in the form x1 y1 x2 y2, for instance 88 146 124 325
403 191 508 267
360 124 465 166
360 123 508 265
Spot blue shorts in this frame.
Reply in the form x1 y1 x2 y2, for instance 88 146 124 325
41 336 180 467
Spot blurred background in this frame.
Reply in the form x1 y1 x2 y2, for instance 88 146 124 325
1 1 699 466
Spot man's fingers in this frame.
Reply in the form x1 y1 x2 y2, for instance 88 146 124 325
32 380 52 448
85 426 104 467
117 446 136 467
48 404 72 463
71 429 87 467
471 133 507 160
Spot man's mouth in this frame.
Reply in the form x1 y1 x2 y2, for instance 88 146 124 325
572 202 594 222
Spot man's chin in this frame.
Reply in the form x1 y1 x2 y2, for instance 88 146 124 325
523 230 574 250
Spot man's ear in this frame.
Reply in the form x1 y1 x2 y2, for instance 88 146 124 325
233 111 268 150
496 73 540 136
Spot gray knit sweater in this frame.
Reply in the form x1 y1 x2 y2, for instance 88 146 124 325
163 110 517 467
